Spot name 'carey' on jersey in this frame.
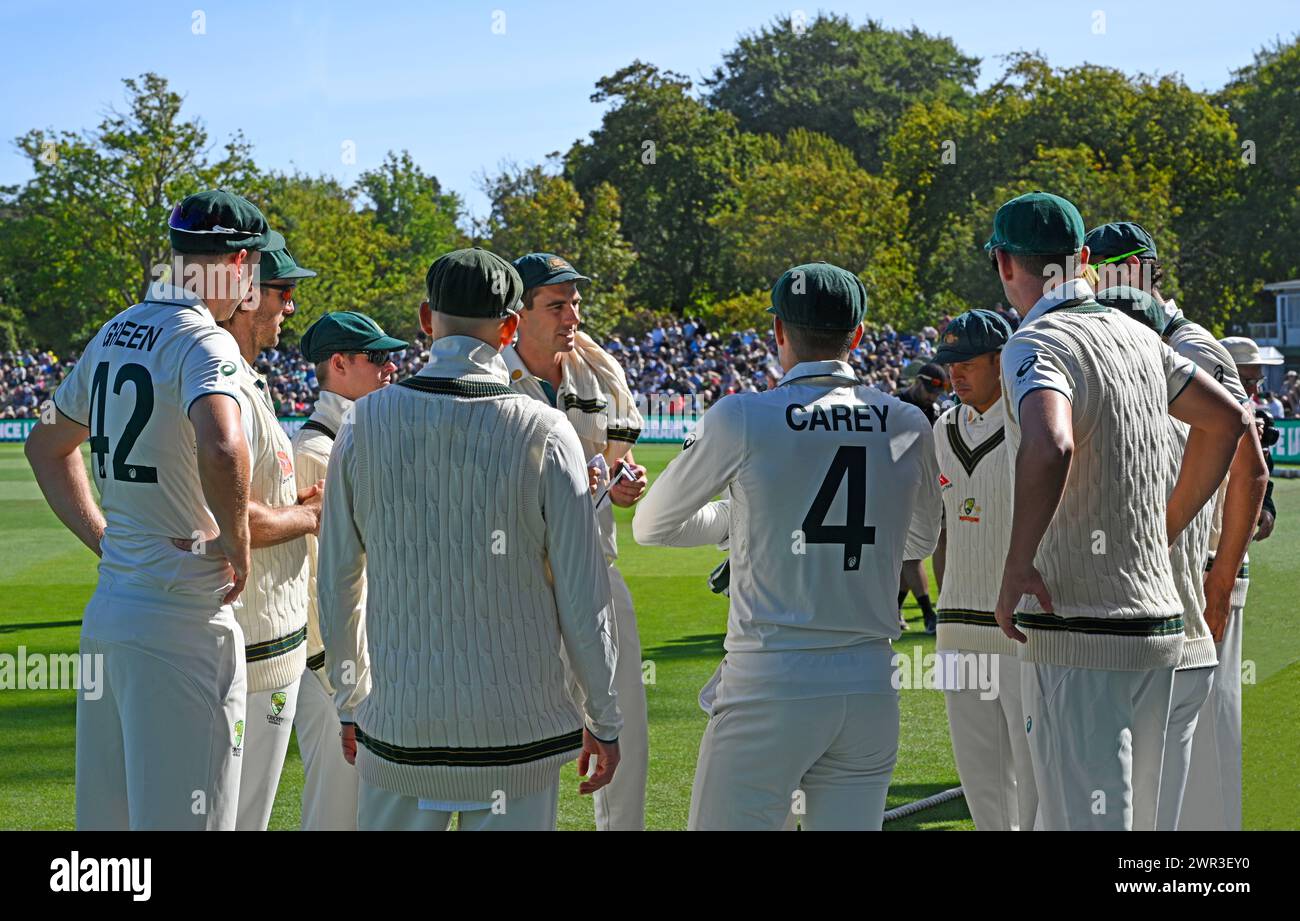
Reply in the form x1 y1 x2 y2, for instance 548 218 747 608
100 319 163 352
785 402 888 433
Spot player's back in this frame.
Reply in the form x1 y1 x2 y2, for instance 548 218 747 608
722 368 941 654
53 287 246 602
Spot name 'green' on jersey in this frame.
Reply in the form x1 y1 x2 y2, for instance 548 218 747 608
633 360 943 653
52 286 247 602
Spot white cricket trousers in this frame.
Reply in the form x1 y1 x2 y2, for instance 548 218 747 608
75 586 245 830
1156 665 1215 831
1022 662 1173 831
1180 605 1243 830
295 665 359 830
357 776 561 831
235 672 301 830
689 692 899 831
593 565 648 831
943 653 1037 830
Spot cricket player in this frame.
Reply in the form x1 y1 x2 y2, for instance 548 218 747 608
634 262 943 831
987 192 1248 831
212 240 321 830
291 311 406 831
502 252 649 831
930 309 1037 831
1180 335 1280 830
1091 221 1266 831
25 189 273 829
896 363 947 633
317 248 622 832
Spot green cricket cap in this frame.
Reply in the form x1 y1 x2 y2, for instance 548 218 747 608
299 311 408 363
425 248 523 318
1084 221 1158 264
260 242 317 282
512 252 590 290
985 191 1085 256
766 262 867 331
934 309 1013 364
168 189 279 254
1096 286 1178 335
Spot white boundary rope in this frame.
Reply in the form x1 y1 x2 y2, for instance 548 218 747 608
883 786 965 823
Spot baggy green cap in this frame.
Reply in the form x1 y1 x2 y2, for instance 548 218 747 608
512 252 590 290
1084 221 1158 264
985 191 1085 256
260 243 317 282
299 311 409 363
169 189 277 254
934 309 1013 363
425 248 523 318
766 262 867 331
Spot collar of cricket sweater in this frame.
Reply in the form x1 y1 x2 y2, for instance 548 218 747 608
141 282 215 319
777 359 858 388
1020 277 1096 327
414 335 511 385
957 398 1005 442
311 389 352 432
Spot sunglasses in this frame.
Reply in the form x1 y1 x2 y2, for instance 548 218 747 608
260 283 296 303
343 349 395 367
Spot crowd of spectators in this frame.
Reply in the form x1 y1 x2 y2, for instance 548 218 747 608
5 309 1299 423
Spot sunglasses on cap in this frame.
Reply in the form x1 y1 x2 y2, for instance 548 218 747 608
919 374 946 389
1091 247 1149 266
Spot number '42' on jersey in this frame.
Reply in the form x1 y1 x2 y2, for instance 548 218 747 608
52 286 249 601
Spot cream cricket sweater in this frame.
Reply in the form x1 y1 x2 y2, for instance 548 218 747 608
1164 319 1250 668
1000 281 1196 671
291 389 364 695
316 336 622 803
933 401 1019 657
233 360 309 692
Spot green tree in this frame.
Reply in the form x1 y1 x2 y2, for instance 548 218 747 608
0 73 257 349
706 14 978 172
248 172 411 339
885 54 1241 328
354 151 466 331
565 62 760 314
481 163 636 339
710 129 920 328
1215 37 1300 326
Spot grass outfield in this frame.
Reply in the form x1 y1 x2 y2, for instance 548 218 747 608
1 442 1296 830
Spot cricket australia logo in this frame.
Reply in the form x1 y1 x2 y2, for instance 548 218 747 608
268 691 288 725
232 719 245 756
958 497 982 523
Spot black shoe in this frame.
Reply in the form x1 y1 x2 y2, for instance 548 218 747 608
924 612 937 635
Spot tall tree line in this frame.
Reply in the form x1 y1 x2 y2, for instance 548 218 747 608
1 16 1296 353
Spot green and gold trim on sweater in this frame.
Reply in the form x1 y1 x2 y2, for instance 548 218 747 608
246 625 308 663
945 422 1005 477
1015 611 1184 637
355 726 584 767
937 609 999 628
397 377 516 398
606 425 641 444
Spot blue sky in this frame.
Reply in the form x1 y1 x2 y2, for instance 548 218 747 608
1 1 1295 222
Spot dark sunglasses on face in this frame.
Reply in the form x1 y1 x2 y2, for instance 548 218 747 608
344 349 394 367
261 284 296 303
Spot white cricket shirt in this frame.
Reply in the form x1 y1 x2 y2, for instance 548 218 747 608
633 359 942 704
52 284 248 602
